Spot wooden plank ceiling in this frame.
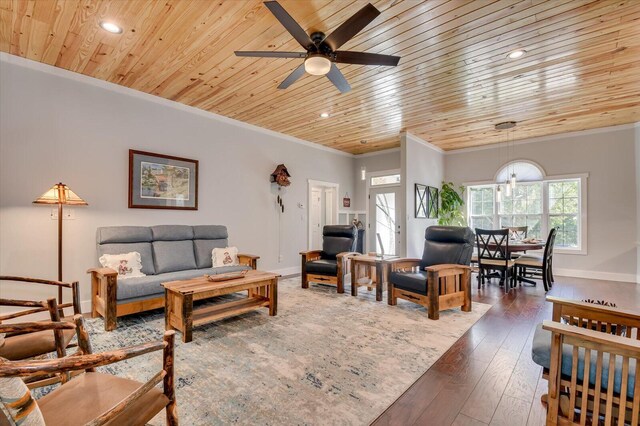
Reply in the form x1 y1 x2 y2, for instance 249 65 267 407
1 0 639 154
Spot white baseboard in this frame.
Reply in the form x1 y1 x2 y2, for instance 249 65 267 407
271 266 301 277
554 268 638 284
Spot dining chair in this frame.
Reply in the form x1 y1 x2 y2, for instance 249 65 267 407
503 225 528 241
475 228 516 291
514 227 557 291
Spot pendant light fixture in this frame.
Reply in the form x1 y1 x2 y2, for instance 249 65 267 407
496 185 502 203
495 121 517 200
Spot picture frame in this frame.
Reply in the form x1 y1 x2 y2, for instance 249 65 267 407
128 149 198 210
415 184 439 219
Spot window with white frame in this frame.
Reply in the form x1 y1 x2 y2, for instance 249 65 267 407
466 162 586 253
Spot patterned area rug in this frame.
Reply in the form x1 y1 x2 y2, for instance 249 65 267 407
65 277 490 425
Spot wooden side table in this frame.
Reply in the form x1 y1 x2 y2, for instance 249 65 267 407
350 255 397 301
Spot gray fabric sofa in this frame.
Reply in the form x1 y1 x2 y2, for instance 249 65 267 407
88 225 259 330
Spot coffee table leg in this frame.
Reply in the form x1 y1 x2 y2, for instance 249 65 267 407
351 261 358 296
182 293 193 343
375 263 383 302
269 279 278 316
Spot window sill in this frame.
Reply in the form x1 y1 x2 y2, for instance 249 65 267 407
555 248 587 256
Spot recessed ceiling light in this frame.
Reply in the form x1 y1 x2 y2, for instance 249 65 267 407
99 21 123 34
507 49 526 59
320 112 330 118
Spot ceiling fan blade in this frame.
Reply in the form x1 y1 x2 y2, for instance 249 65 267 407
278 63 306 89
264 1 314 51
326 63 351 93
235 51 307 58
334 51 400 66
322 3 380 51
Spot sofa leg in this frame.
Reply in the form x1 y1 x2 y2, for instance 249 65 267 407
387 284 397 306
462 269 471 312
105 274 118 331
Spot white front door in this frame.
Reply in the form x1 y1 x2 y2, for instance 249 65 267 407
369 187 402 255
310 188 323 249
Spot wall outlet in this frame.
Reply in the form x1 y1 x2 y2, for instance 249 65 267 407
278 254 283 263
50 208 75 220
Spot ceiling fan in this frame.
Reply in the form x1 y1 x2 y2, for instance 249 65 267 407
234 1 401 93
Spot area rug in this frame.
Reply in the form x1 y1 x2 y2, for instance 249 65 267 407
63 277 490 425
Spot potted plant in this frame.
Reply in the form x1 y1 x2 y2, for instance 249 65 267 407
438 181 466 226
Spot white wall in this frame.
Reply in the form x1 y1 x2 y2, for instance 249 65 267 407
401 133 444 258
445 125 638 283
353 148 400 211
0 55 355 307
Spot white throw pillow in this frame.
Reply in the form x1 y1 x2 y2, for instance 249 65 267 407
98 251 146 280
212 247 239 267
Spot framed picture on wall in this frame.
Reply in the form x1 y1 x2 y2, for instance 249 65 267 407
415 184 427 218
128 149 198 210
415 184 439 219
427 185 439 219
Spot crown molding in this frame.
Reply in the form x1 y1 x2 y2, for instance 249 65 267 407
402 132 445 154
0 52 354 158
444 122 640 155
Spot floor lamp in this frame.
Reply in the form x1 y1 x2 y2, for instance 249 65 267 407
33 182 88 303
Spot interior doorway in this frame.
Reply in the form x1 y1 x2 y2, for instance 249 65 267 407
308 180 339 250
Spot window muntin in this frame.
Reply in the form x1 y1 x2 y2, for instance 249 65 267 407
370 174 401 186
466 178 584 251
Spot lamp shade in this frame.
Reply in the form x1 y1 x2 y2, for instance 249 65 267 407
33 183 88 205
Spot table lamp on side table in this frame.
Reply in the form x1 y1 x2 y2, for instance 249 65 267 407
33 182 88 303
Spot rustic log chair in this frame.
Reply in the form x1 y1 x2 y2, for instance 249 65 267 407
300 225 359 294
0 315 178 426
387 226 474 320
532 296 640 425
0 276 81 387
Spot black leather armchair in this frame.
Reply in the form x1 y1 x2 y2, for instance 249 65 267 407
300 225 358 294
387 226 474 320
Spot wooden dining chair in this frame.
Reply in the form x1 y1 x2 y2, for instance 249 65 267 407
475 228 516 291
503 225 528 241
514 227 557 291
532 297 640 425
0 315 178 426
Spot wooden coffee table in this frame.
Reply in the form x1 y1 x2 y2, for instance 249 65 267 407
350 255 398 301
162 270 279 343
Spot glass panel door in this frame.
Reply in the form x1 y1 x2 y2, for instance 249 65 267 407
369 188 401 256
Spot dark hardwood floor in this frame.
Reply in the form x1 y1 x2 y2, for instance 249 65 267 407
372 274 640 426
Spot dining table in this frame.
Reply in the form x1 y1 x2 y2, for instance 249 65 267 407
477 239 546 286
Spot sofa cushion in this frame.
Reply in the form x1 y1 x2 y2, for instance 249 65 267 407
193 225 228 240
151 225 194 241
305 259 338 275
97 242 155 275
194 239 229 269
117 266 251 300
152 240 196 274
531 323 636 398
97 226 152 244
389 271 428 295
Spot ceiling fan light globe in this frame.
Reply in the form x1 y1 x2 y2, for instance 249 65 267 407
305 55 331 75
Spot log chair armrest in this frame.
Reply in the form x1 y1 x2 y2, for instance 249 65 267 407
238 254 260 269
0 321 75 335
547 296 640 324
0 339 167 377
300 250 322 262
0 276 73 288
387 258 421 272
